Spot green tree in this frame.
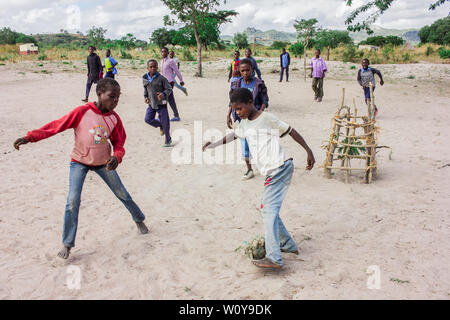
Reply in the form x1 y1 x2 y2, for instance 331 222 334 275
288 42 305 57
294 18 320 81
419 16 450 45
359 35 404 47
232 32 249 49
118 33 136 50
0 27 36 44
87 26 107 48
150 28 176 47
345 0 449 34
161 0 235 77
270 41 290 50
314 30 353 60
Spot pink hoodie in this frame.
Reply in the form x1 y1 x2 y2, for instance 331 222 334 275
25 102 126 166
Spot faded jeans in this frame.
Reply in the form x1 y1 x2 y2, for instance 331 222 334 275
260 159 298 265
62 161 145 247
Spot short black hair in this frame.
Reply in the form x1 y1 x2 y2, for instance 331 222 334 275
230 88 253 105
147 59 158 66
315 48 321 53
161 46 169 52
239 58 253 69
96 78 120 95
245 48 252 53
88 46 96 51
234 50 240 54
363 58 370 64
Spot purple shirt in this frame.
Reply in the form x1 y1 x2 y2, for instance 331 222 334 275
310 57 327 78
160 57 183 83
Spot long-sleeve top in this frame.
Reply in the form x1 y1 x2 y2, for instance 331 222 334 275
143 72 173 110
25 103 126 166
280 52 290 68
160 57 183 83
310 57 327 78
87 53 103 82
248 56 262 79
357 67 383 87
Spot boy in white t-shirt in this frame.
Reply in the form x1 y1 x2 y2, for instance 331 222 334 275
203 88 315 269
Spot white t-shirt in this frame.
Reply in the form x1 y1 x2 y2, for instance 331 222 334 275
234 112 292 176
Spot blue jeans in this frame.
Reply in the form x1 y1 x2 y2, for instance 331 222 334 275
364 86 375 104
260 159 298 265
62 161 145 247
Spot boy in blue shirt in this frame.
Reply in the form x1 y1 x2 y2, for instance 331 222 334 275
280 48 290 82
104 49 118 79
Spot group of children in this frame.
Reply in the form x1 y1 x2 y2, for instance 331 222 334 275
12 45 384 269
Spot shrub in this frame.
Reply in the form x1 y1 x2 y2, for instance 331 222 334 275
438 47 450 59
425 46 434 56
342 44 359 62
37 53 47 61
182 48 195 61
288 42 304 57
402 52 411 62
120 49 132 59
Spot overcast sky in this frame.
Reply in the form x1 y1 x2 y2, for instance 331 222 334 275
1 0 449 40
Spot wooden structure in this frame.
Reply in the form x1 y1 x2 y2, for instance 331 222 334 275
323 84 378 183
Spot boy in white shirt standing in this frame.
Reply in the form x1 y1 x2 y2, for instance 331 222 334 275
203 88 315 269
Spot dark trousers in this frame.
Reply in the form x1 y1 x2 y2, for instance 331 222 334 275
363 86 375 104
85 80 95 98
104 72 115 79
145 105 171 144
280 66 289 81
168 82 179 118
312 77 324 98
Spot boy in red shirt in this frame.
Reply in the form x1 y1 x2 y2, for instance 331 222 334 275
13 78 148 259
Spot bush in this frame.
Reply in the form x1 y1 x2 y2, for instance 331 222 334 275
288 42 304 57
402 52 411 62
120 49 132 59
425 46 434 56
37 53 47 61
438 47 450 59
182 48 195 61
270 41 290 50
232 33 249 49
342 44 360 62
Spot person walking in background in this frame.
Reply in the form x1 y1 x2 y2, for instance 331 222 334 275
245 48 262 80
160 47 185 121
228 50 241 82
82 46 103 102
169 50 188 96
104 49 118 79
310 49 327 102
279 48 290 82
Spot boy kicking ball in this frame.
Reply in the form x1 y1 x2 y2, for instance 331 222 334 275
203 88 315 269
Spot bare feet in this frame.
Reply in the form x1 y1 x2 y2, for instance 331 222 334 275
135 221 149 234
252 257 282 269
57 246 71 259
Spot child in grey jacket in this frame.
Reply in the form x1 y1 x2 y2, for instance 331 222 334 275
143 59 174 147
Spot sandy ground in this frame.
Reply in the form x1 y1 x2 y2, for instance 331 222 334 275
0 58 449 299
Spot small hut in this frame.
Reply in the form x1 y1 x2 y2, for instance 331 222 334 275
19 43 39 55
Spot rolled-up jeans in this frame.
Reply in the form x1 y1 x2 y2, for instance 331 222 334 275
62 161 145 247
260 159 298 266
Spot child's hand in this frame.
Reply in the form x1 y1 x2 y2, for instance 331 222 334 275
227 116 233 129
380 80 384 86
306 151 315 170
13 137 29 150
106 156 118 171
180 81 185 86
202 142 211 152
145 98 149 105
157 93 164 101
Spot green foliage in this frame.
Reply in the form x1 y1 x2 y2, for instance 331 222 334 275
120 49 132 59
234 235 266 260
288 42 304 57
0 27 36 45
419 16 450 45
382 45 394 61
232 32 249 49
270 41 290 50
314 29 353 59
359 35 404 47
402 52 411 62
182 48 195 61
87 26 107 48
150 28 176 47
337 137 365 158
350 65 356 70
425 45 434 56
342 44 362 62
406 74 415 79
37 53 47 61
438 47 450 59
117 33 136 50
294 18 319 49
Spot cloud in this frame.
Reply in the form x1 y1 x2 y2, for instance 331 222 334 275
0 0 449 39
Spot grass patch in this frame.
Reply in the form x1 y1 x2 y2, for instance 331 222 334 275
406 74 415 79
390 278 410 284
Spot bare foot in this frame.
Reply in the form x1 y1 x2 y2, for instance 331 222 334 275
135 221 149 234
57 246 71 259
252 257 282 269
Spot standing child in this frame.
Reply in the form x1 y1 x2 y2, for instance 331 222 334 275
169 50 188 96
143 59 174 147
227 58 269 180
160 47 185 121
228 50 241 82
13 78 149 260
310 49 327 102
104 49 118 79
82 46 103 102
245 48 262 80
357 58 384 115
279 48 290 82
204 88 315 269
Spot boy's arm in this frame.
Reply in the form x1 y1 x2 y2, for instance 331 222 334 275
228 64 232 81
171 60 184 84
357 70 363 86
253 58 262 79
18 106 88 147
259 81 269 111
162 78 173 99
203 132 236 151
109 114 126 165
289 128 315 170
288 53 291 65
372 68 384 85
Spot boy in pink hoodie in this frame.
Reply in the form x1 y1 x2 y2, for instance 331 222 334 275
13 78 148 259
